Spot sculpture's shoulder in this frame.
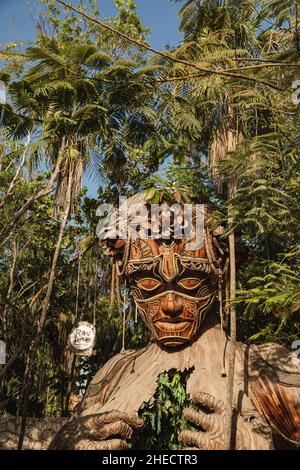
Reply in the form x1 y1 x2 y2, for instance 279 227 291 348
77 345 151 415
248 341 300 446
250 341 300 377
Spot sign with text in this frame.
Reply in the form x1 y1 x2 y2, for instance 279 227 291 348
68 322 96 356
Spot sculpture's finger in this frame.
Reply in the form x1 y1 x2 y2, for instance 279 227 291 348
84 411 143 430
75 438 128 450
183 407 217 432
192 392 225 415
95 438 129 450
179 430 207 450
121 413 144 429
91 420 133 440
179 430 223 450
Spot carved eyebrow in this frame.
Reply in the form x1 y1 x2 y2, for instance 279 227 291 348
126 261 158 276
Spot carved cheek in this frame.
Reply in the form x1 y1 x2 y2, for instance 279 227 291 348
137 299 159 320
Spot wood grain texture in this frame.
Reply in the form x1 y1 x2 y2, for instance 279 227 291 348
248 343 300 446
74 317 300 449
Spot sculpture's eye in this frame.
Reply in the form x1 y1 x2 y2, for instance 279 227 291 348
137 278 161 291
178 278 201 290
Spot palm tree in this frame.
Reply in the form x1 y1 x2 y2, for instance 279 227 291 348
160 0 298 448
2 32 162 448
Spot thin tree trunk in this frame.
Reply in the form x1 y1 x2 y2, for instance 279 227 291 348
26 240 94 312
0 334 33 385
1 238 18 333
0 238 92 386
209 106 240 449
64 353 77 415
224 229 237 449
0 152 63 244
17 168 73 450
224 181 237 450
0 134 30 210
0 279 51 386
0 284 32 389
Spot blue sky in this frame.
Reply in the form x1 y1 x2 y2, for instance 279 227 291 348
0 0 182 50
0 0 182 196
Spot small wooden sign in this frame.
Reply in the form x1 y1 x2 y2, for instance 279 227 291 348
68 321 96 356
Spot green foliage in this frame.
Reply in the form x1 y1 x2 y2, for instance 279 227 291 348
37 0 150 60
0 0 300 431
132 368 193 450
158 0 300 347
236 254 300 344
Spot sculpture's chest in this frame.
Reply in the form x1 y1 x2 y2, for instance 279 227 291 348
81 329 255 418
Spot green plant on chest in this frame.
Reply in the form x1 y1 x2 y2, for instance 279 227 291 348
131 368 194 450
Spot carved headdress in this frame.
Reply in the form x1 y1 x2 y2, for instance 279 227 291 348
99 191 229 347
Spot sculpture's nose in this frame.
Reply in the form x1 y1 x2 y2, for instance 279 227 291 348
160 293 183 316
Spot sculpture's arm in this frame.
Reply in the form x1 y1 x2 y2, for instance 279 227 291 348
249 343 300 447
48 411 143 450
250 374 300 446
49 349 146 450
77 348 146 415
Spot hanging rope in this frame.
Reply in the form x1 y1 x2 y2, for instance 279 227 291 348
75 256 81 322
109 261 116 310
109 238 131 311
218 271 227 377
93 261 97 326
135 300 138 323
121 289 127 354
66 252 81 413
116 237 131 276
115 264 121 309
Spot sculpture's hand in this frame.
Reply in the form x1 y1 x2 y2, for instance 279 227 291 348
179 392 255 450
49 410 144 450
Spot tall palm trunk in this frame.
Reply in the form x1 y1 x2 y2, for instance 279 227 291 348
17 167 74 450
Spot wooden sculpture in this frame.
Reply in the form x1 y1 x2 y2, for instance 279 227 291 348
50 194 300 450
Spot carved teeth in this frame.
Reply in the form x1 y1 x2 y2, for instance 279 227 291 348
155 320 192 332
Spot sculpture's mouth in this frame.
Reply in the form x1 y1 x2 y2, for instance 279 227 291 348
154 316 193 323
154 317 194 333
155 321 191 332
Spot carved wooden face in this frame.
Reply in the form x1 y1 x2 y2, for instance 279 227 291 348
127 238 216 348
